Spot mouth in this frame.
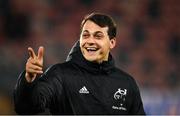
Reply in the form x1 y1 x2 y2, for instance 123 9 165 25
85 47 99 52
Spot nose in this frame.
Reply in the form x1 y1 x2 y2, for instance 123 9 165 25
86 36 95 45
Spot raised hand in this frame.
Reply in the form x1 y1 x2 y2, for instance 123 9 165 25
25 46 44 83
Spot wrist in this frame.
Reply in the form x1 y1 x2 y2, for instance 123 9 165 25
25 72 36 83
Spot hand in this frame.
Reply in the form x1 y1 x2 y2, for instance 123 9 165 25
25 46 44 83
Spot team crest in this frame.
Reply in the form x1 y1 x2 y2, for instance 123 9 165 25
114 88 127 100
112 88 127 111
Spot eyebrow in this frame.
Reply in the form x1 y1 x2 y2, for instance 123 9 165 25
94 31 103 35
83 30 89 33
83 30 104 35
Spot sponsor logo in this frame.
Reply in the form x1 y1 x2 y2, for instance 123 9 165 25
79 86 89 94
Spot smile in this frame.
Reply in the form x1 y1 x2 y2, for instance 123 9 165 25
85 47 99 52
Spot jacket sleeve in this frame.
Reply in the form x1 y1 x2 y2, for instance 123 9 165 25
14 65 63 114
129 78 146 115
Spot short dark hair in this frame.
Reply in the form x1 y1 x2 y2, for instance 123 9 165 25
81 12 117 39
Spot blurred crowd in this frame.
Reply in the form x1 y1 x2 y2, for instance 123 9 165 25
0 0 179 114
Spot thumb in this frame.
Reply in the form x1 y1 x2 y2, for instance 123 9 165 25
37 46 44 61
28 47 36 58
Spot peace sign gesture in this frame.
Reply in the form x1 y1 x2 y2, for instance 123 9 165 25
25 46 44 83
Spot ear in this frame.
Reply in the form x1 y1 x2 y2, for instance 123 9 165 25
110 38 116 49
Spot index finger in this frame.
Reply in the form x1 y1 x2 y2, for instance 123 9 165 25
37 46 44 60
28 47 36 58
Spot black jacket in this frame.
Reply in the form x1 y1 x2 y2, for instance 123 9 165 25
14 41 145 115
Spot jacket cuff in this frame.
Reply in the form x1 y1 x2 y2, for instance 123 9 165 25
16 71 39 91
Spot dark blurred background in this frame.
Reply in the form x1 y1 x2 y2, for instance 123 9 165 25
0 0 179 114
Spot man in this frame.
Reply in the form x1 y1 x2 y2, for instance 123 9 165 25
14 13 145 115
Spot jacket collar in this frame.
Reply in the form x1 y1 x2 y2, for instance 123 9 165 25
66 41 115 74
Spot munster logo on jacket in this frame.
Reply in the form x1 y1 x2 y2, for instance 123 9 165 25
112 88 127 111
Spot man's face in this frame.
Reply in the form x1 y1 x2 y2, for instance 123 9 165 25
80 20 116 63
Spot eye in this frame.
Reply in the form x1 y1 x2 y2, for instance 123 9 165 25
82 33 90 39
95 34 103 39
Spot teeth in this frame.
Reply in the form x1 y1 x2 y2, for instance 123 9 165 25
86 47 97 51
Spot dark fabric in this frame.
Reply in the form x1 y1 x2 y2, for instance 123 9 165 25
14 41 145 115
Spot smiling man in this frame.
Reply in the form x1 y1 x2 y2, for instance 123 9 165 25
14 13 145 115
80 20 115 63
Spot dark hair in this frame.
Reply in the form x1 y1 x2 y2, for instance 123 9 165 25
81 12 117 39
